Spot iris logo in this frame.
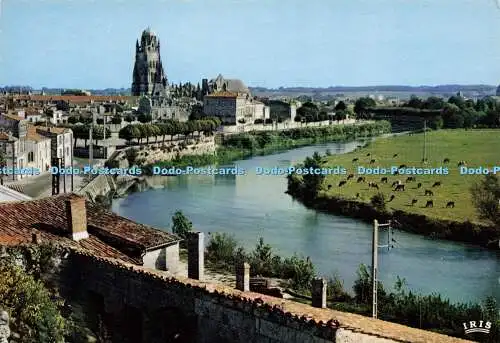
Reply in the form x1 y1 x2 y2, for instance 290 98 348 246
462 320 492 334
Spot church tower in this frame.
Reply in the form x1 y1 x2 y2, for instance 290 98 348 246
131 28 169 97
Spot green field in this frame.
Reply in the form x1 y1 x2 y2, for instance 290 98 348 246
321 129 500 223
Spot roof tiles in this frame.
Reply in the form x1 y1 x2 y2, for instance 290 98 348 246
0 193 180 263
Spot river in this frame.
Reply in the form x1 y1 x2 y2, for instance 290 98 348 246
112 140 500 304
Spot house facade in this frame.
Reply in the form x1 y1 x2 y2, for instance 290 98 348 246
0 115 52 180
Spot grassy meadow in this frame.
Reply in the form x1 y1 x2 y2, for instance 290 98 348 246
320 129 500 223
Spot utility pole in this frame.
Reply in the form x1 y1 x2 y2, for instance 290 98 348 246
372 220 379 319
89 113 95 167
422 119 427 164
372 219 394 319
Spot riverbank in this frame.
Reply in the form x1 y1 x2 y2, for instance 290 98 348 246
287 188 499 249
287 129 500 249
142 120 392 174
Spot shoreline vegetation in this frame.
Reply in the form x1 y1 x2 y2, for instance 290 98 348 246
141 121 392 174
171 210 499 342
286 129 500 249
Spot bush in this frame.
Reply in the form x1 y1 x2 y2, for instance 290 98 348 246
371 192 386 212
0 262 66 343
125 148 138 166
254 119 264 124
171 210 193 240
206 233 239 268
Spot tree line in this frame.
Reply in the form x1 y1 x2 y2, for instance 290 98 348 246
117 118 221 144
353 95 500 128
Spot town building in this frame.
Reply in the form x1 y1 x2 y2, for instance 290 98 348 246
262 99 298 122
35 126 73 169
202 75 270 125
0 114 52 180
0 193 182 271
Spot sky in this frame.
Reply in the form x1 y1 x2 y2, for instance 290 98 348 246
0 0 499 89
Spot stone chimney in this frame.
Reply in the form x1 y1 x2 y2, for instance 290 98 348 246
187 232 204 280
312 277 327 309
236 262 250 292
65 196 89 241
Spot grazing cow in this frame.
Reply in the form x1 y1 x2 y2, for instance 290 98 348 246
399 164 407 169
368 182 379 189
367 153 371 156
347 174 354 180
432 181 441 187
381 177 388 183
357 177 366 183
406 176 416 182
327 184 332 190
411 199 418 206
388 194 395 202
394 184 405 191
425 200 434 208
370 159 376 164
446 201 455 208
356 193 360 198
425 189 433 196
338 181 347 187
392 180 402 187
393 153 398 158
352 158 359 162
417 182 422 188
443 158 450 163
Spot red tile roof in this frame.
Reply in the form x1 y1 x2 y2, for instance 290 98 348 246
26 125 49 142
11 95 137 104
0 194 180 263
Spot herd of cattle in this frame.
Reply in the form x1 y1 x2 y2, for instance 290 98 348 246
326 154 462 209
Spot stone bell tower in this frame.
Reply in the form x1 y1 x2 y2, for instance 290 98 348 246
131 28 169 97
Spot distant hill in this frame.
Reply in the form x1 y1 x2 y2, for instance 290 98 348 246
249 85 496 93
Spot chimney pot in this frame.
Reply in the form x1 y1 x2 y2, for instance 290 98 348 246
65 196 89 241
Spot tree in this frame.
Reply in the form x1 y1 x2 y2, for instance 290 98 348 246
371 193 386 212
406 95 423 109
137 96 152 116
334 101 347 111
111 115 122 125
119 124 140 144
0 262 66 342
171 210 193 240
354 97 376 118
137 113 152 123
470 174 500 226
422 96 445 110
448 95 465 109
301 152 325 198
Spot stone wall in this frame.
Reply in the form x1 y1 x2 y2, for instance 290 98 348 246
70 251 472 343
221 119 356 133
114 135 216 168
76 174 116 201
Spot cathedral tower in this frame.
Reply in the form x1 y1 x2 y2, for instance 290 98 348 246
131 28 169 96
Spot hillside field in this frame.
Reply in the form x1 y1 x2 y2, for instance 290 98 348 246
321 129 500 223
